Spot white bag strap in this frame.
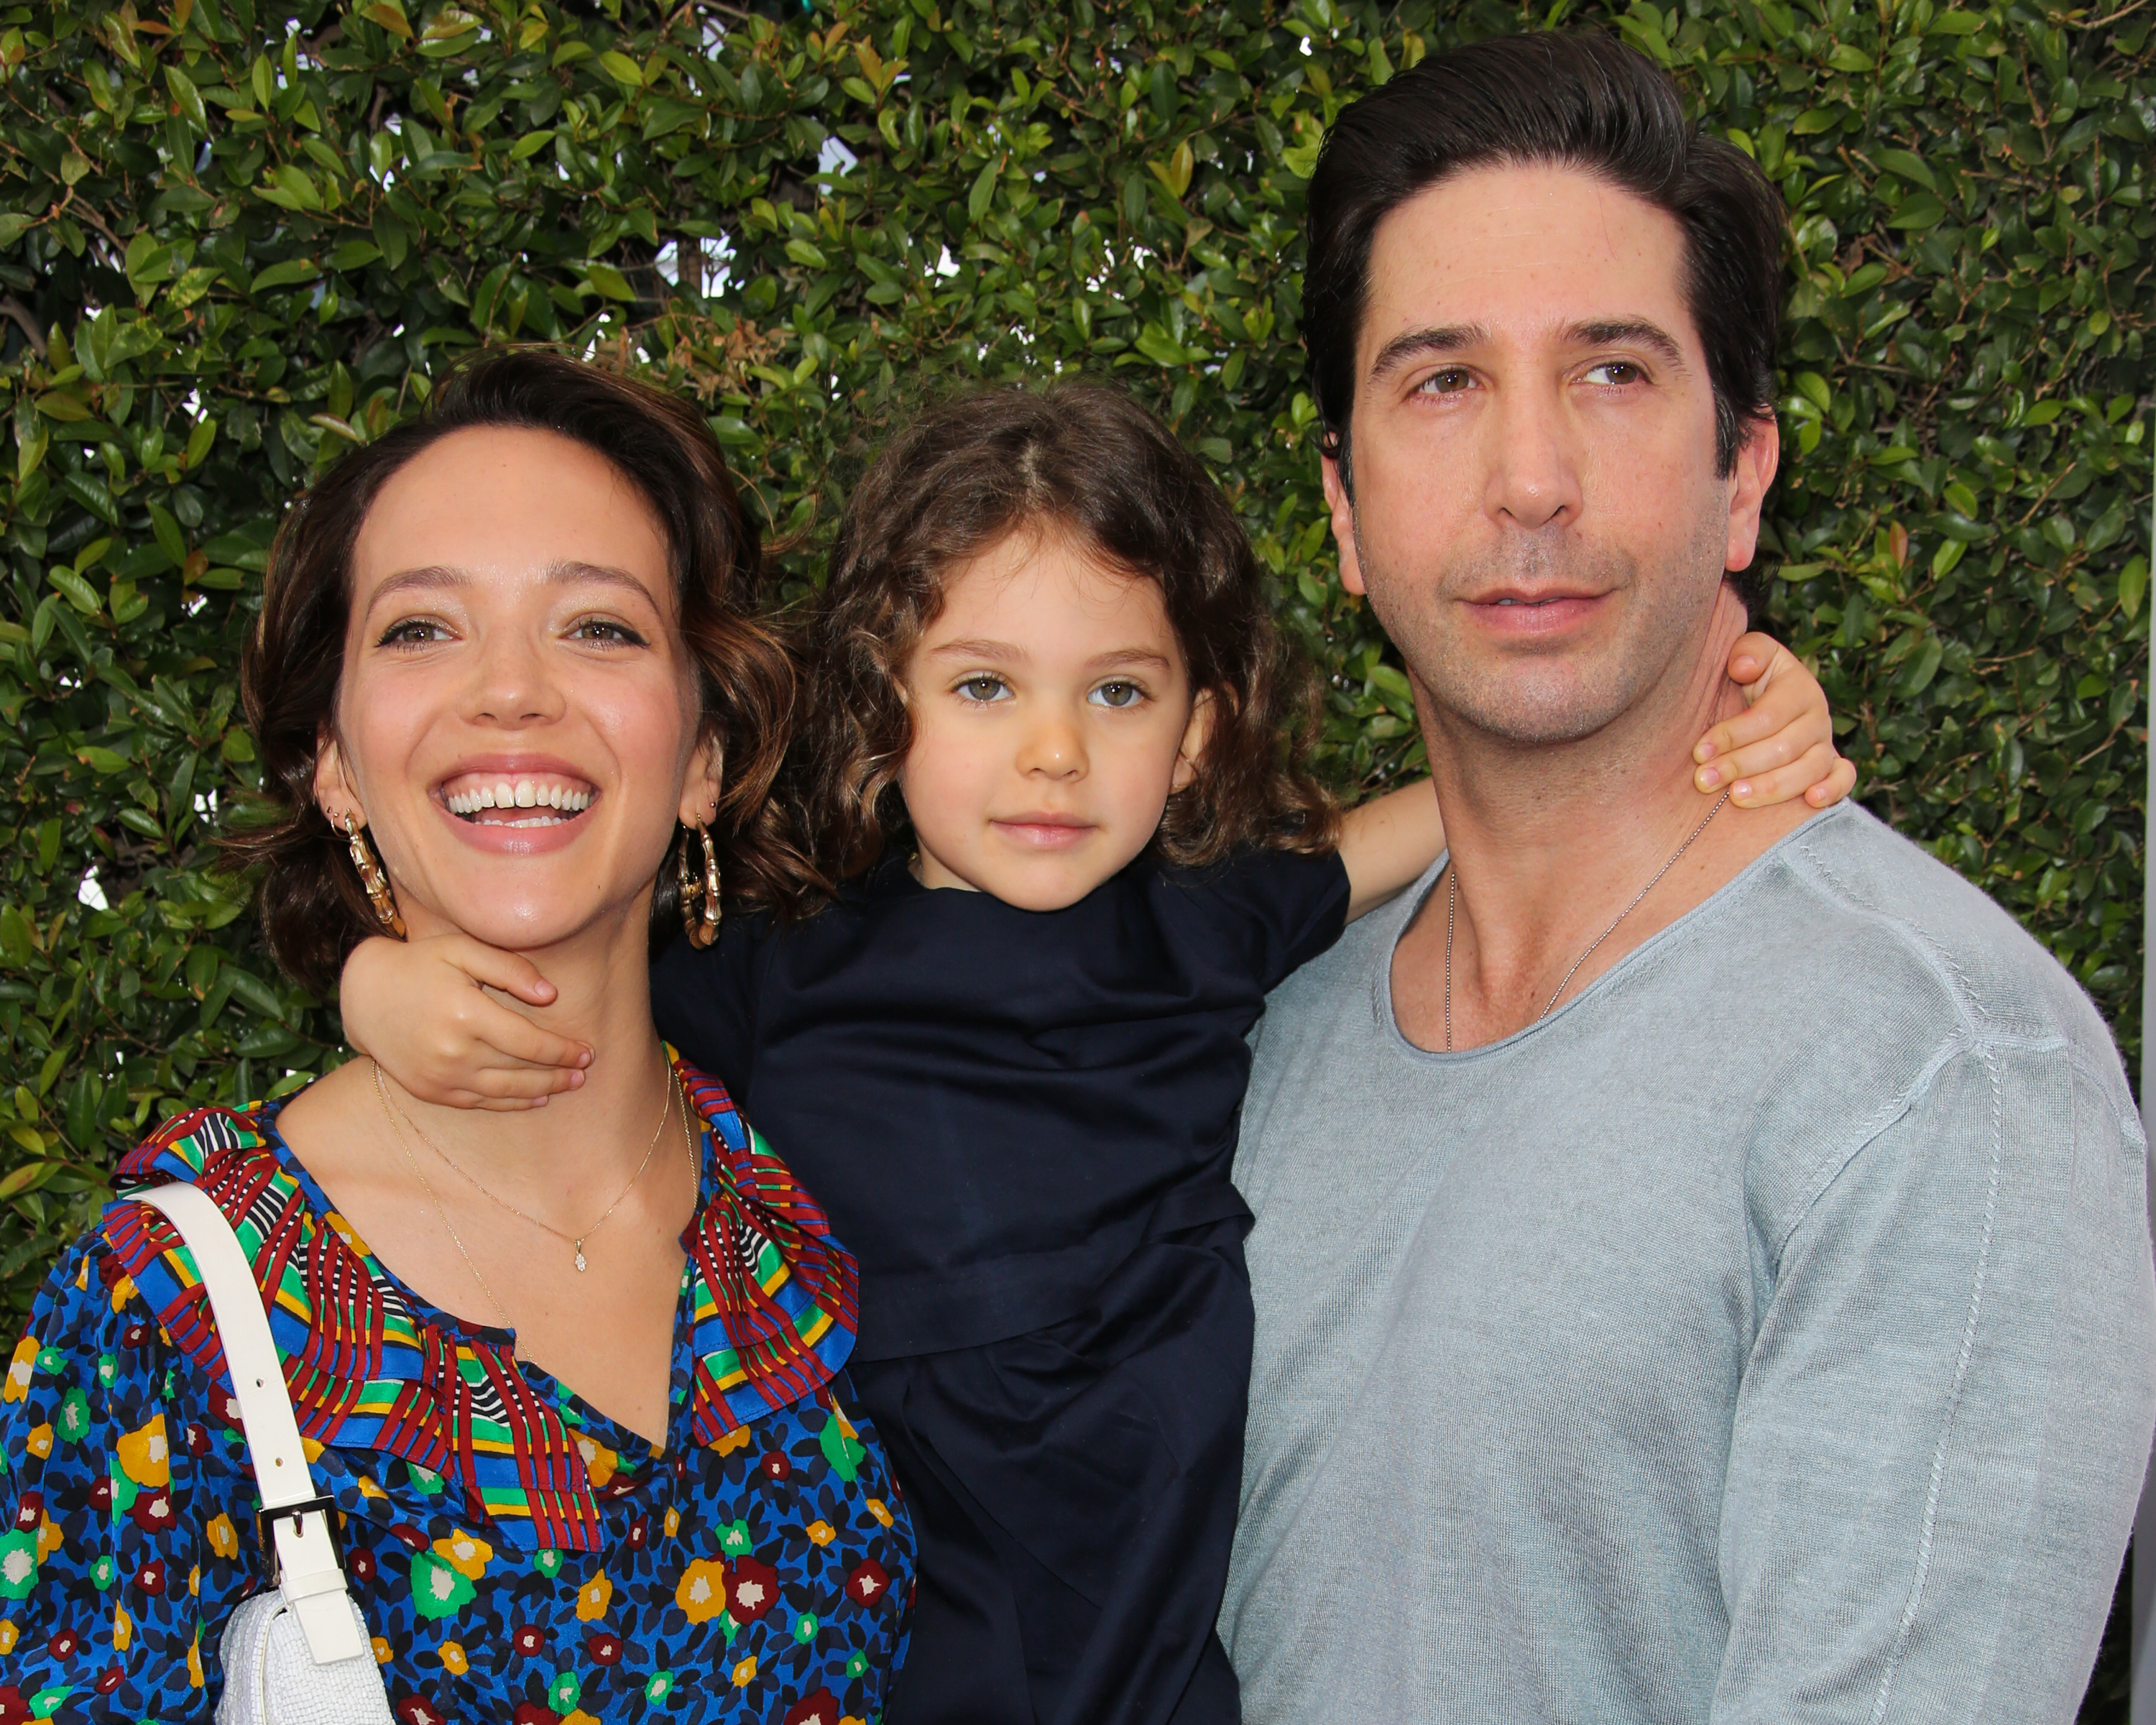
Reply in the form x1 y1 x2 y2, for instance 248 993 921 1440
133 1184 371 1666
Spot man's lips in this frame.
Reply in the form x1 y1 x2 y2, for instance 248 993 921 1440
1464 589 1607 634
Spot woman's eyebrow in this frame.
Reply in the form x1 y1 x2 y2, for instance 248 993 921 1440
367 561 658 604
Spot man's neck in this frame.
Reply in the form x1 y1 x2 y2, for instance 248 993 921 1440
1393 617 1820 1052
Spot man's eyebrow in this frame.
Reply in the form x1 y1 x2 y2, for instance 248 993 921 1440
1567 318 1688 370
1368 323 1490 380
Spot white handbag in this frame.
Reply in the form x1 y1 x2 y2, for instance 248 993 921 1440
134 1184 395 1725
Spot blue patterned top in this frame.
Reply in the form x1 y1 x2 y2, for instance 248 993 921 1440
0 1062 914 1723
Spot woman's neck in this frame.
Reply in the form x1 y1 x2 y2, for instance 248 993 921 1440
377 921 680 1217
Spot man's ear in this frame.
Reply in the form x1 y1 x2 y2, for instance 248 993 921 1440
1171 690 1216 794
313 732 356 826
677 735 724 829
1322 454 1367 596
1723 416 1782 574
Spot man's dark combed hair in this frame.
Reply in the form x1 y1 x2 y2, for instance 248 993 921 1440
793 382 1339 893
1306 29 1787 487
227 348 808 995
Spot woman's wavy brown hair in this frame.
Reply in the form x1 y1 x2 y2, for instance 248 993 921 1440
795 382 1338 891
226 349 808 996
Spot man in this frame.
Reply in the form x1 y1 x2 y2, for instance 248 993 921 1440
1220 29 2156 1722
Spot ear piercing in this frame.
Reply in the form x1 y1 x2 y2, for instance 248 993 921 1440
340 813 407 938
678 820 722 949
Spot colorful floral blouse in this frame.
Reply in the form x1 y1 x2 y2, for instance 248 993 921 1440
0 1062 914 1723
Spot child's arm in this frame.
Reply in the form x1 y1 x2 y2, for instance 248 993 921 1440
338 933 589 1110
1339 632 1856 921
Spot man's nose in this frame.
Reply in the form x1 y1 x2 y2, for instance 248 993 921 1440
1482 382 1583 532
1015 707 1087 778
462 632 565 726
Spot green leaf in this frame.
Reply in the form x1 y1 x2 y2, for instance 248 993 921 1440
251 258 321 293
599 50 645 89
967 156 1000 222
1874 149 1937 193
165 64 208 131
584 263 636 301
1885 193 1947 231
359 0 413 37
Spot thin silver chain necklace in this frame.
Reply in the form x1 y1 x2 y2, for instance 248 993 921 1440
1443 789 1731 1052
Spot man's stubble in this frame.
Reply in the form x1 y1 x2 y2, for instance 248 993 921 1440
1349 505 1731 751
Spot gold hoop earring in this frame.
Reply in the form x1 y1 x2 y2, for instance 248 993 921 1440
340 814 407 939
678 820 722 948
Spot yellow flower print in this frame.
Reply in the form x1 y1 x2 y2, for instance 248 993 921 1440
114 1603 132 1653
831 1399 860 1440
0 1619 19 1653
188 1565 200 1598
107 1272 135 1312
438 1641 469 1675
24 1425 51 1460
731 1654 757 1688
574 1435 617 1489
865 1498 895 1529
574 1572 612 1622
715 1424 752 1456
302 1437 326 1463
34 1512 61 1565
674 1558 726 1624
116 1415 170 1487
804 1520 835 1547
434 1530 494 1580
4 1336 36 1403
206 1513 241 1559
663 1506 681 1538
188 1632 204 1688
323 1211 372 1256
372 1636 392 1665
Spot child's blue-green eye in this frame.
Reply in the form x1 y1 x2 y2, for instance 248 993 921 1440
377 617 452 648
955 675 1010 703
1089 680 1145 709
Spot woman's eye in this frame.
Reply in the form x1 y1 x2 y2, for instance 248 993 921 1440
377 618 451 648
1089 680 1145 709
570 617 646 646
1583 360 1644 387
955 675 1010 704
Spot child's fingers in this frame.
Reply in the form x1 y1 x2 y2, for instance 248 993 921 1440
1804 753 1859 808
1695 673 1830 770
1727 740 1846 808
440 937 561 1008
453 996 591 1074
467 1064 584 1102
1723 630 1786 688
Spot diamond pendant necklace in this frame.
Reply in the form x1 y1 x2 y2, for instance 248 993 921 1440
1443 789 1730 1052
373 1059 678 1272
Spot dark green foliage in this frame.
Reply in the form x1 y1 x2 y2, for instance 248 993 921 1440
0 0 2147 1322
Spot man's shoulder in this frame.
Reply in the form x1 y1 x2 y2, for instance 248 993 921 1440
1762 804 2120 1072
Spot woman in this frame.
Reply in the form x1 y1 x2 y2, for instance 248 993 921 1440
0 352 914 1721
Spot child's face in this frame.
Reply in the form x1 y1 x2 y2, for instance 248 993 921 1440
898 528 1210 912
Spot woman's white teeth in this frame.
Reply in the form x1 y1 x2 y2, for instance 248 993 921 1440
446 779 594 816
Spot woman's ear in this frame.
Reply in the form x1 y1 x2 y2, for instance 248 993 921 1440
1171 690 1215 795
677 734 724 829
313 732 357 826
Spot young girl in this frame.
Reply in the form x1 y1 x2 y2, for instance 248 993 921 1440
341 383 1851 1723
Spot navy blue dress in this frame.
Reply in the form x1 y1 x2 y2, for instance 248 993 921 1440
651 846 1349 1725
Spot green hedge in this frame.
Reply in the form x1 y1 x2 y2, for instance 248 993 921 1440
0 0 2147 1333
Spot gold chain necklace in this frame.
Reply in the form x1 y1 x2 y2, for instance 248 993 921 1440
372 1061 701 1331
1444 789 1730 1052
372 1059 679 1272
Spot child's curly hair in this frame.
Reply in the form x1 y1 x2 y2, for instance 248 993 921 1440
791 382 1340 896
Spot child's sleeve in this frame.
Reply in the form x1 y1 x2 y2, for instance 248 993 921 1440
0 1233 243 1721
1180 847 1353 995
650 914 770 1095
